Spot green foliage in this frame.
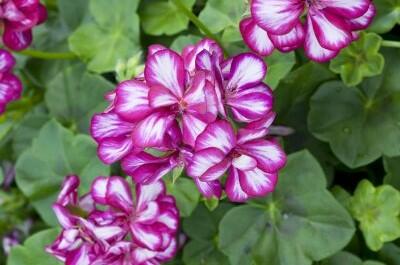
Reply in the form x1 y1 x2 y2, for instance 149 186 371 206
7 229 61 265
370 0 400 33
349 180 400 251
265 51 296 89
15 120 110 226
218 151 355 265
383 156 400 190
321 251 385 265
309 49 400 168
330 32 384 87
69 0 141 73
166 177 200 217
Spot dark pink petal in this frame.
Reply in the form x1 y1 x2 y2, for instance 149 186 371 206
136 201 160 224
131 111 175 148
52 204 76 229
145 49 185 98
97 137 133 164
240 139 287 173
310 8 352 51
269 22 305 51
187 147 227 179
131 247 158 264
348 3 376 30
157 209 179 231
182 113 209 148
184 71 208 113
183 38 223 72
304 16 338 62
193 178 222 199
240 17 275 56
79 218 126 242
105 176 134 213
114 80 153 122
148 85 179 108
65 244 90 265
251 0 304 34
155 237 178 261
90 112 133 141
227 53 267 90
37 4 48 24
245 111 276 130
195 120 236 153
238 167 277 196
2 27 32 51
323 0 371 18
200 158 231 181
130 223 163 250
57 175 79 206
136 181 166 211
0 49 16 73
148 44 168 58
226 84 273 122
91 177 108 204
225 168 249 202
232 154 257 171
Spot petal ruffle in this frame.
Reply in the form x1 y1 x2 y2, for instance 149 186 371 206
225 168 249 202
195 120 236 153
187 147 227 179
238 167 277 197
240 17 275 56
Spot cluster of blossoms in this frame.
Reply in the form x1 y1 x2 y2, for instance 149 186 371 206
0 0 47 51
240 0 376 62
0 49 21 114
47 175 179 265
91 39 286 202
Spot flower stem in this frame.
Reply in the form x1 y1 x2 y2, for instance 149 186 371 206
15 49 77 60
381 40 400 49
171 0 228 56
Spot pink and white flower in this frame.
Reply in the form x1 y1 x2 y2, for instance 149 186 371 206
47 175 179 265
0 49 22 114
241 0 375 62
0 0 47 50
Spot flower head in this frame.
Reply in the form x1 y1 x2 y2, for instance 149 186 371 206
241 0 375 62
0 49 22 114
0 0 47 50
47 175 179 265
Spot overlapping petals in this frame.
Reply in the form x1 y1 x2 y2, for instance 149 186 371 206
0 0 47 50
241 0 375 62
91 38 286 202
0 49 22 114
47 175 179 265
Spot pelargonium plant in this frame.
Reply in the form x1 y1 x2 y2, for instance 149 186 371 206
0 49 21 114
47 175 179 265
91 39 287 202
240 0 376 62
0 0 47 51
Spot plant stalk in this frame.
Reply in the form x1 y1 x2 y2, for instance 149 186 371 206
15 49 77 60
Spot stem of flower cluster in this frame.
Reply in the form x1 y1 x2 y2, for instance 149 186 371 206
15 49 77 60
381 40 400 49
171 0 228 56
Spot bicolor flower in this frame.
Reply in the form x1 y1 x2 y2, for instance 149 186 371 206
188 120 286 202
0 49 22 114
0 0 47 50
241 0 375 62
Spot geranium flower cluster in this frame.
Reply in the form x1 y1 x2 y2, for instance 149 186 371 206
0 0 47 50
47 175 179 265
240 0 376 62
0 49 21 114
91 39 286 202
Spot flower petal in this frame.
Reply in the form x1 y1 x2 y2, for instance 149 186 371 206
323 0 371 18
269 21 305 51
195 120 236 153
2 28 32 51
145 49 185 98
52 204 76 229
148 84 179 108
136 181 166 211
348 3 376 30
240 17 275 56
187 147 227 179
182 113 209 148
105 176 134 213
238 167 277 197
225 168 249 202
251 0 304 34
97 137 134 164
90 112 133 141
200 158 231 181
91 177 108 204
193 178 222 199
57 175 79 206
136 201 160 224
130 223 163 250
227 53 267 90
232 154 257 171
65 244 90 265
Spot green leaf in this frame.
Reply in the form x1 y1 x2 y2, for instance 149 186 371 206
330 32 384 87
7 228 62 265
264 51 296 89
45 63 114 133
166 177 200 217
384 156 400 190
58 0 89 31
370 0 400 33
69 0 141 73
170 35 202 52
321 251 385 265
15 120 110 226
139 0 195 36
218 150 355 265
199 0 247 41
182 204 232 265
308 49 400 168
379 243 400 265
350 180 400 251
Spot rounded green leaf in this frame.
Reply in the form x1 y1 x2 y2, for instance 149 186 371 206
166 177 200 217
309 49 400 168
384 156 400 190
330 32 384 87
7 228 62 265
350 180 400 251
170 35 202 52
321 251 385 265
265 51 296 89
218 150 355 265
140 0 195 36
370 0 400 33
15 120 110 226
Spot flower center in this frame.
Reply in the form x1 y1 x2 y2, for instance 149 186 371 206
305 0 326 9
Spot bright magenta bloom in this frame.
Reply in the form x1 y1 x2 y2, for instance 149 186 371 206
0 49 22 114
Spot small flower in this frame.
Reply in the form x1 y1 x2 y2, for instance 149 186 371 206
0 0 47 50
0 49 22 114
241 0 375 62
